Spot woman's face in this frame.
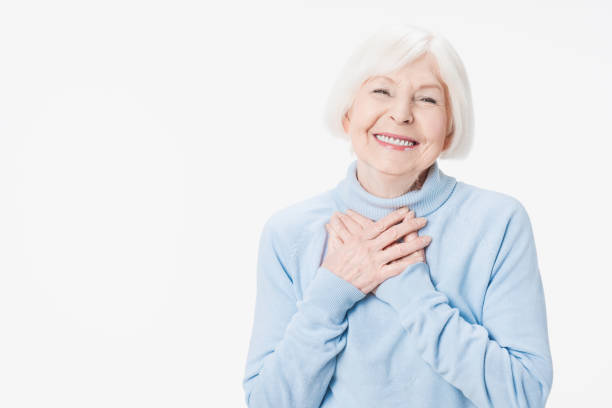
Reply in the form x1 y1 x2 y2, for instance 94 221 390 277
342 52 453 178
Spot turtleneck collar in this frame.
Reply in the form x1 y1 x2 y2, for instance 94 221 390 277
333 159 457 221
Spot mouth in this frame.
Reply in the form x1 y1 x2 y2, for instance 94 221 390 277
372 132 420 151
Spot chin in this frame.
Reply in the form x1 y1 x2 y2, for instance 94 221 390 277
367 155 419 175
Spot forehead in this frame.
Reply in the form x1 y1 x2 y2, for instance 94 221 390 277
369 75 443 91
368 54 444 90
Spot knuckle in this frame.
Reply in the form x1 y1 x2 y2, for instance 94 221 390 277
410 218 423 229
365 240 377 255
369 249 381 265
376 262 387 277
402 241 415 254
397 244 406 259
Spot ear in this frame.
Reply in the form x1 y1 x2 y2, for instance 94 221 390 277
442 121 454 151
442 135 453 151
342 111 350 134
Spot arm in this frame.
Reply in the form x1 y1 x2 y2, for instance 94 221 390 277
243 216 366 408
375 203 553 408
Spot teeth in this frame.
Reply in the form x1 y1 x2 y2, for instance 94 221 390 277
375 134 416 147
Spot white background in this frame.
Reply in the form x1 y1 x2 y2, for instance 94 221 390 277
1 0 611 407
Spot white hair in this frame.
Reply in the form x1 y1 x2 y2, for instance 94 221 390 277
322 23 474 160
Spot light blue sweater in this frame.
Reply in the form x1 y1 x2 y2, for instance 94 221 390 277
243 159 553 407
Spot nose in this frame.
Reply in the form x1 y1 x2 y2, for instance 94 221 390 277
389 98 414 124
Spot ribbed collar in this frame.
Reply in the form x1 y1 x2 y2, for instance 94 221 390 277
333 159 457 221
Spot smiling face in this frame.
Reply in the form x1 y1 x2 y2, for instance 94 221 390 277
342 52 453 180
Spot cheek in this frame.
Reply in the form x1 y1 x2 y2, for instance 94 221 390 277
351 98 380 126
422 111 448 141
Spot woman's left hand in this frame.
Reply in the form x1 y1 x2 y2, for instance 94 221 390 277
325 209 426 295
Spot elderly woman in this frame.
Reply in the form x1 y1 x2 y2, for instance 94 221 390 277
243 24 553 408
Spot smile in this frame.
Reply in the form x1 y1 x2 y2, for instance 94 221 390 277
373 133 419 151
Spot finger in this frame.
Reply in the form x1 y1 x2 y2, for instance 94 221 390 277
364 207 410 241
398 210 418 242
325 223 341 242
330 212 353 243
378 234 432 265
381 211 414 247
337 212 363 234
380 250 426 279
331 224 344 246
345 209 374 229
403 230 419 242
327 225 343 253
387 247 424 265
394 212 426 244
326 222 343 243
381 240 401 253
373 213 426 251
325 224 343 251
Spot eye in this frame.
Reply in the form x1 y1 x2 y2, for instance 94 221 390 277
373 89 390 96
420 97 437 104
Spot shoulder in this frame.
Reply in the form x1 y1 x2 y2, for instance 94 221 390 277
262 188 336 253
452 180 531 224
451 181 535 261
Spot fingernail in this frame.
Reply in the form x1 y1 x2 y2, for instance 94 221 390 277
399 207 409 214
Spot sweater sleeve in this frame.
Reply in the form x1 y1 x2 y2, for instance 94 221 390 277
374 203 553 408
243 216 367 408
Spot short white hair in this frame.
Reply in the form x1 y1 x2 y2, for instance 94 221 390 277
323 23 474 160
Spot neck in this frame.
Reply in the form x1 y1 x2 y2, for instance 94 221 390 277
355 161 430 198
333 159 457 221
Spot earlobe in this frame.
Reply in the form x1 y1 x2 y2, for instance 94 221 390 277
443 130 454 151
342 111 350 134
443 120 454 150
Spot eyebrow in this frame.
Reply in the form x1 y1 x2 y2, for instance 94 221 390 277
370 75 443 91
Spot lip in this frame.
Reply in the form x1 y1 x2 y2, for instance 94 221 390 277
372 132 420 151
373 132 419 143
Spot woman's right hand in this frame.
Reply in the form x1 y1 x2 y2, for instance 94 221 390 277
321 207 431 295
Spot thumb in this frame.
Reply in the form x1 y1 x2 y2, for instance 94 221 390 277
325 224 340 251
